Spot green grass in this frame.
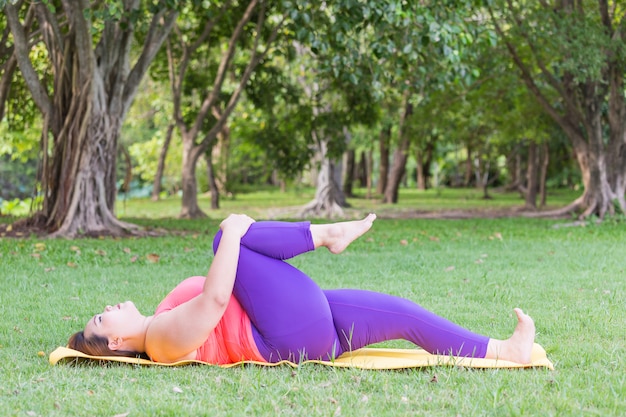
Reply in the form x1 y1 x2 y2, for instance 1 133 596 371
114 186 582 220
1 189 625 416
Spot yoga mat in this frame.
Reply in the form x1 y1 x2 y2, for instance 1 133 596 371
49 343 553 370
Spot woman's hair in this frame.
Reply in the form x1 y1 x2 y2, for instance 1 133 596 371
68 331 142 358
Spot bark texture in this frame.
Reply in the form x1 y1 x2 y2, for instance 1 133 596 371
5 1 177 236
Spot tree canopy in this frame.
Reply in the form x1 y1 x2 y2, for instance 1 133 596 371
2 0 625 230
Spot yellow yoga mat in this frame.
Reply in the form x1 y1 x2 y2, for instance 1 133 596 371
49 343 553 370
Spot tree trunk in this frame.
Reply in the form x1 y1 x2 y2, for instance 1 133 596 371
416 137 435 190
299 139 346 218
357 150 368 188
416 149 426 190
464 142 473 187
179 138 207 218
539 141 549 207
51 111 138 236
376 126 391 195
5 1 177 236
119 142 133 195
168 0 282 218
343 149 355 197
366 149 373 199
383 97 413 203
525 141 538 209
489 0 626 218
205 148 220 209
152 123 174 201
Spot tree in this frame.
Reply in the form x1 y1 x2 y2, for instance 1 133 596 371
163 0 284 218
3 0 177 236
486 0 626 218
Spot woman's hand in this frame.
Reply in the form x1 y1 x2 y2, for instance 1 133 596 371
219 214 256 237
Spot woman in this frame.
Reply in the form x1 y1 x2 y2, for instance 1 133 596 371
68 213 535 364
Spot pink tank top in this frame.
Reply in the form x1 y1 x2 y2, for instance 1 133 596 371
154 276 265 364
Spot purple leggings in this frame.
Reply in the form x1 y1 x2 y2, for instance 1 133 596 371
212 221 489 363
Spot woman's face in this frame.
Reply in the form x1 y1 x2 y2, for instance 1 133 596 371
83 301 142 342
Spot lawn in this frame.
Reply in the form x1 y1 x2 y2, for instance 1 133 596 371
1 188 624 416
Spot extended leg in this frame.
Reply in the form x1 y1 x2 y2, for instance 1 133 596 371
325 289 489 358
324 289 535 363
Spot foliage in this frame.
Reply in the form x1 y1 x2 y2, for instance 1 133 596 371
0 195 42 216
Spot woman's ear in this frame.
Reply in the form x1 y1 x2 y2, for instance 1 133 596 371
108 337 123 351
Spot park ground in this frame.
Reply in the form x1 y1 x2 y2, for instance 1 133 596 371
0 187 624 416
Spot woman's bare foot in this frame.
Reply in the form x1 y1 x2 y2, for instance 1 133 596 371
485 308 536 364
311 213 377 254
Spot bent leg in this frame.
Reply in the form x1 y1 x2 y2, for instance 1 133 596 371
233 247 340 362
212 231 339 363
214 221 315 261
324 289 489 358
213 213 376 260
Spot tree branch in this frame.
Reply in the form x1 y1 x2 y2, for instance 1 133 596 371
504 0 583 121
487 4 585 150
61 0 94 84
172 1 231 132
5 2 52 116
123 8 178 117
197 5 288 154
0 55 16 120
34 2 65 69
190 0 259 140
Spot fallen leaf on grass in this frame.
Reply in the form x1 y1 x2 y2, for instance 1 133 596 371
146 253 160 263
429 236 440 242
37 351 45 357
123 248 131 254
67 262 77 268
31 253 41 259
444 266 455 272
400 239 408 246
70 246 80 252
94 249 107 256
130 256 138 263
34 243 46 251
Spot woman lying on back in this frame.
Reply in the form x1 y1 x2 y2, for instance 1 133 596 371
69 214 535 364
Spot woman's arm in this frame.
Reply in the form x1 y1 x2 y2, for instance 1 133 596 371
145 214 255 362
